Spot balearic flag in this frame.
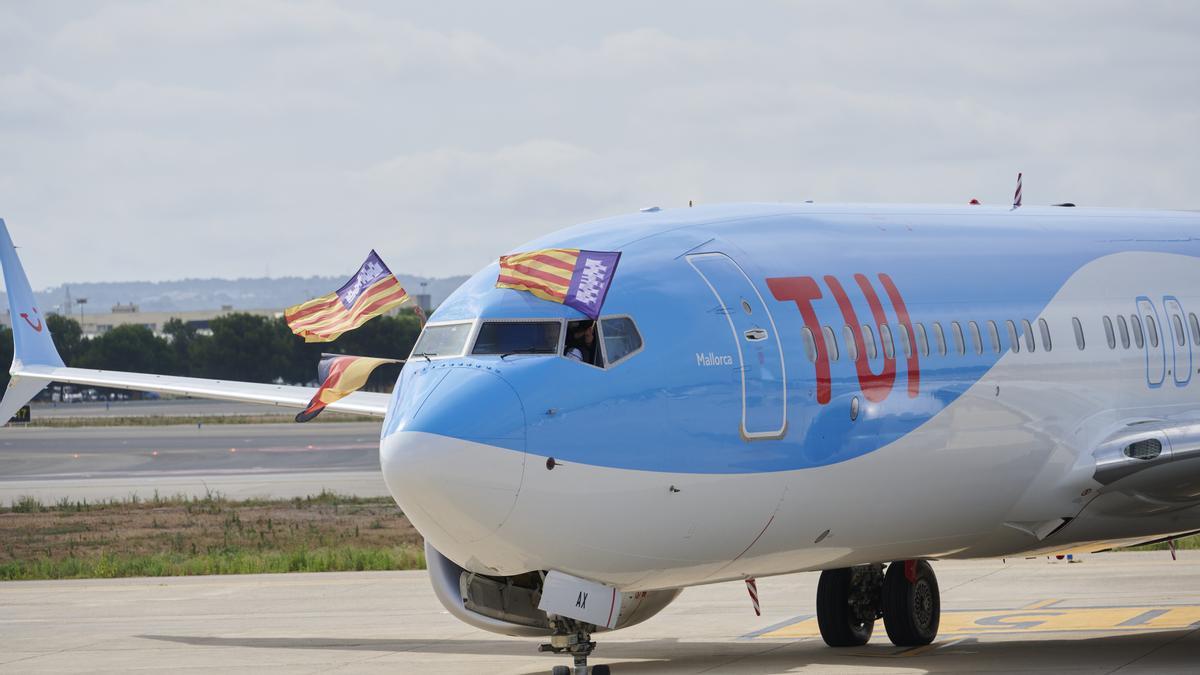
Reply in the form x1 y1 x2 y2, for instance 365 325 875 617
496 248 621 319
295 353 400 423
285 250 410 342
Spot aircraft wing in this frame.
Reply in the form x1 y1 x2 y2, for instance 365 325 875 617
8 364 389 417
0 218 390 422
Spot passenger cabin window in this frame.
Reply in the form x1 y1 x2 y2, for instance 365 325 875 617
1006 320 1020 353
1172 314 1186 347
473 321 562 356
600 317 643 365
986 320 1001 353
968 321 983 355
823 325 839 361
1022 319 1036 353
1191 313 1200 346
413 322 473 358
914 323 930 357
862 324 878 360
880 324 895 359
843 325 859 361
897 324 912 358
1145 314 1159 348
950 321 966 355
932 322 947 356
1131 314 1145 349
802 327 817 363
1072 317 1086 350
1117 315 1131 349
1038 318 1052 352
1103 316 1116 349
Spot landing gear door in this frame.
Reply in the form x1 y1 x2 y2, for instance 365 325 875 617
687 253 787 439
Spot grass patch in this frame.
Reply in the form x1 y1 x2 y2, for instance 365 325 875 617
0 490 424 581
0 546 425 580
1124 534 1200 552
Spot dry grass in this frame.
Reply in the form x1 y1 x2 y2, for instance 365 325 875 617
0 491 424 580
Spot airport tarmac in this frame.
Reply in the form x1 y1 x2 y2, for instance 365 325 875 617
1 553 1197 674
0 422 390 503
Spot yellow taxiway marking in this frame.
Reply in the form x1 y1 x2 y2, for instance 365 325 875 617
760 603 1200 639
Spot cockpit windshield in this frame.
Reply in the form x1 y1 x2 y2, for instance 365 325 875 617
411 322 472 358
472 321 562 355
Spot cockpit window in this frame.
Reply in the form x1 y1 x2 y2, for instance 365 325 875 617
412 322 472 358
564 320 599 365
472 321 562 355
468 319 561 355
601 317 642 365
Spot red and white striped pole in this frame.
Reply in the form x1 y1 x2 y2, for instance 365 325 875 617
745 578 761 616
1012 172 1023 209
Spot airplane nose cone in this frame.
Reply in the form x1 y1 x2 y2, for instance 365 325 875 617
380 365 527 547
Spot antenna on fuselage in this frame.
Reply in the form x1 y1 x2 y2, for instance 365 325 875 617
1012 172 1023 210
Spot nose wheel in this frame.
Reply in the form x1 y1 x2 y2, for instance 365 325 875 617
540 618 610 675
815 560 940 648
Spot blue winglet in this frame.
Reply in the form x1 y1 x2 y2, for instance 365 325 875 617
0 219 64 370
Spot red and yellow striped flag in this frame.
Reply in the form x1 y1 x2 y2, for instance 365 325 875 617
285 250 410 343
497 248 621 319
295 353 400 422
497 248 580 302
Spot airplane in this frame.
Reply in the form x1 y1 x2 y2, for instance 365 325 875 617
3 201 1200 675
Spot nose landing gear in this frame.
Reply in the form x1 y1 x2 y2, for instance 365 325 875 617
816 560 940 648
539 618 610 675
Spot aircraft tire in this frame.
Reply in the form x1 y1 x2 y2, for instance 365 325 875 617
816 568 874 647
591 666 611 674
881 560 940 646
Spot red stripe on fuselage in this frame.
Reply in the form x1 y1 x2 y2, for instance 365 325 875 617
828 275 896 404
767 277 831 404
878 273 920 398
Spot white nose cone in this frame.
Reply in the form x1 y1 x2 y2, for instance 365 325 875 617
380 367 527 551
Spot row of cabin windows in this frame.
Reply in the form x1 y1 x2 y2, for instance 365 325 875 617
799 311 1200 364
1093 312 1200 351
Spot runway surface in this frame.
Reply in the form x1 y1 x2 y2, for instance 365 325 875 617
2 553 1197 674
0 422 390 502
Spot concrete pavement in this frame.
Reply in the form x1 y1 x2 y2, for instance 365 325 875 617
2 552 1197 674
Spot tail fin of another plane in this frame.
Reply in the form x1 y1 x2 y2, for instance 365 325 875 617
0 218 65 422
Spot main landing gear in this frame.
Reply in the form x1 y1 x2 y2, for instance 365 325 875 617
539 617 610 675
816 560 940 648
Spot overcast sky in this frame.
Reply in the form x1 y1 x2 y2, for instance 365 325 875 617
2 1 1197 287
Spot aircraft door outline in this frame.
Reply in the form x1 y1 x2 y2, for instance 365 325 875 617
687 253 788 440
1136 297 1166 389
1163 296 1191 387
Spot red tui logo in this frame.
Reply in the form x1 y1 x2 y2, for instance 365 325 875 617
20 307 43 332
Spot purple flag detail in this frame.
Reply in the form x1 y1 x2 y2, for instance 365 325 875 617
336 250 392 310
564 250 621 319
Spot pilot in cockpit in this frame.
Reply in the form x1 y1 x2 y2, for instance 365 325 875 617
564 320 597 365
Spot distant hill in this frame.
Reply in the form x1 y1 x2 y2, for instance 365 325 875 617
5 274 470 315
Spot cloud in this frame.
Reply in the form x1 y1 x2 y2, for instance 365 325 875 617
0 1 1197 286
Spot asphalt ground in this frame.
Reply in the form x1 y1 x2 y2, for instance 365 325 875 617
1 553 1197 674
0 422 390 503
